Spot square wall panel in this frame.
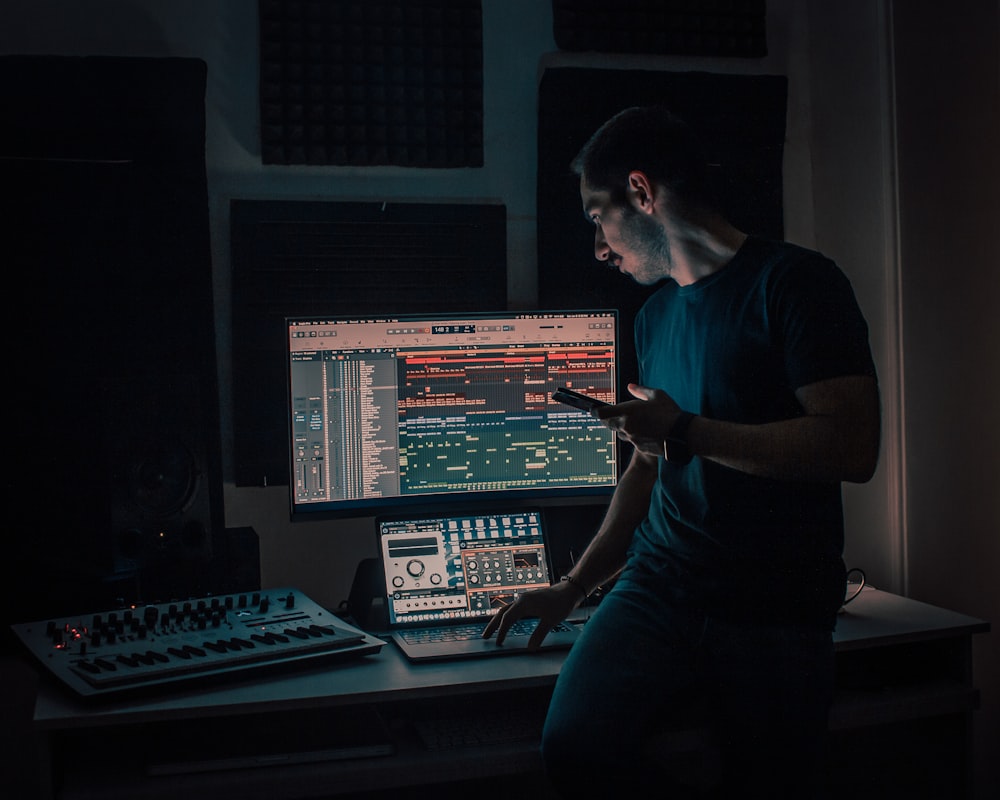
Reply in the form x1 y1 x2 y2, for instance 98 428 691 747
259 0 484 166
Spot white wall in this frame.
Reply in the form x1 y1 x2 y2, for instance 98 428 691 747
890 2 1000 794
804 2 902 589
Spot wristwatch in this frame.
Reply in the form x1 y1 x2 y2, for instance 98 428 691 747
664 411 695 465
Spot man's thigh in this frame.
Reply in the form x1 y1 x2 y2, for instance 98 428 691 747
543 578 706 756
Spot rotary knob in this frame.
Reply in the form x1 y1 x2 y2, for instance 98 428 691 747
406 559 425 578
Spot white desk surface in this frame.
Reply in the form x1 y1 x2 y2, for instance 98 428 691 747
832 586 988 650
31 587 988 731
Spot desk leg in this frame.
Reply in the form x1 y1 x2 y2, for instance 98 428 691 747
36 731 54 800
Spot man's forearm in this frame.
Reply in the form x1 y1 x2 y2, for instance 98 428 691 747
688 375 881 483
564 453 657 594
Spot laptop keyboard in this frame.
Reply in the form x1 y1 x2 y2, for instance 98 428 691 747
399 618 572 645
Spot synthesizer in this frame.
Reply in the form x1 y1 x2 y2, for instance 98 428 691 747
11 587 384 699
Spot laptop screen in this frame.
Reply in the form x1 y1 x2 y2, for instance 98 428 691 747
377 510 552 628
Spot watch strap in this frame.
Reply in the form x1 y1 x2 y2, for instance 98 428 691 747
665 411 695 465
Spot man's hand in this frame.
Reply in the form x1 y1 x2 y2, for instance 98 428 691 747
594 383 682 457
481 579 583 651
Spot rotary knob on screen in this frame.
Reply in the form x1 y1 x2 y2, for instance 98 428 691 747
406 559 425 578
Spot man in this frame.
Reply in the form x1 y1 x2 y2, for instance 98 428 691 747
483 106 880 797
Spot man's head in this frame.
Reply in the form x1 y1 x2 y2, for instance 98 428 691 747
570 106 714 212
572 107 728 286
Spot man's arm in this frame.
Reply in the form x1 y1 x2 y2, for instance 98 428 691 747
482 450 657 648
598 374 880 484
690 375 880 483
558 449 658 596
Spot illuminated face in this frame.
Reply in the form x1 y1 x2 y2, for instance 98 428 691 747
580 180 673 286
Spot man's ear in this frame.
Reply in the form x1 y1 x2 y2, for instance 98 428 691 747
626 170 657 214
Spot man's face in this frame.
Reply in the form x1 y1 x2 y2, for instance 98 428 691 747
580 179 672 286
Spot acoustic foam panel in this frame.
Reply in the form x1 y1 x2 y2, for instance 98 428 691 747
259 0 484 166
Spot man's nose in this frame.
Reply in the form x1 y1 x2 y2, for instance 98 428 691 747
594 227 610 261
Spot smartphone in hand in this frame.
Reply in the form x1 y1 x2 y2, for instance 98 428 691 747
551 387 610 413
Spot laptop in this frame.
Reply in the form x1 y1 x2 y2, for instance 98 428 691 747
376 508 581 661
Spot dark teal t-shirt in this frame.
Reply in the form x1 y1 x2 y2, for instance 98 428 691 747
627 236 877 629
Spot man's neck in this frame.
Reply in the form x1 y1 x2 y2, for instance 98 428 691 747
665 215 748 287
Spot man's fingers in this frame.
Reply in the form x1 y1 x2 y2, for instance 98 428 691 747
489 599 531 646
526 621 552 651
483 589 565 649
482 600 517 642
481 613 501 638
494 611 518 646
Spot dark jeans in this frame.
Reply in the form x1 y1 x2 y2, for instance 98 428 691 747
541 564 835 798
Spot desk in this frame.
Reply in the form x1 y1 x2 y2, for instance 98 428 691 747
29 588 988 799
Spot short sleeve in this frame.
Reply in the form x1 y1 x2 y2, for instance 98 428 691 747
768 253 877 391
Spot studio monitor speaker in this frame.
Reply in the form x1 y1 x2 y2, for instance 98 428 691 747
105 374 215 575
2 56 224 623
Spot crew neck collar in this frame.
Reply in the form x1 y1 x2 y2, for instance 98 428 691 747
676 234 756 296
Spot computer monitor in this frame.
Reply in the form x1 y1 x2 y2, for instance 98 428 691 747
285 309 619 519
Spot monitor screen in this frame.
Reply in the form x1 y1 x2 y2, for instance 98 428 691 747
286 309 619 519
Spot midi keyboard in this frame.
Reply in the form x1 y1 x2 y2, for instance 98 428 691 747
11 587 384 699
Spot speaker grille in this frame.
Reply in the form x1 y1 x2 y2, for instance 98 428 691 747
106 375 214 574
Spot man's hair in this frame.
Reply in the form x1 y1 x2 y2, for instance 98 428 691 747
570 106 715 211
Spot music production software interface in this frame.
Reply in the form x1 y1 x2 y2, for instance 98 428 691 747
287 312 618 510
378 510 550 625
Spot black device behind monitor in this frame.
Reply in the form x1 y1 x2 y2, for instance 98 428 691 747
285 309 619 520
